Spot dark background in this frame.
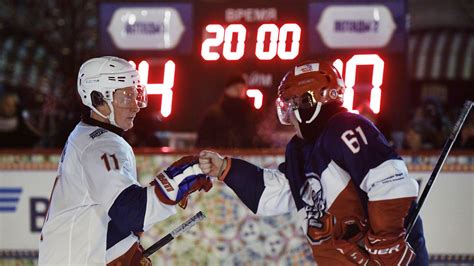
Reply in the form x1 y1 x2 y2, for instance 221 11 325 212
0 0 472 148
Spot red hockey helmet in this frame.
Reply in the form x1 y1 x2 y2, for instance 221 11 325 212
276 60 345 125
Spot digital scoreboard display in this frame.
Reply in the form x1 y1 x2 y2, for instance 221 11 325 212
99 0 408 132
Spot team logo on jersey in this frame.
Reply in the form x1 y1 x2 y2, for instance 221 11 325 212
300 173 333 245
89 128 108 139
300 173 325 211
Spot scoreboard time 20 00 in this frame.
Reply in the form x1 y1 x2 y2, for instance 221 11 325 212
99 0 408 131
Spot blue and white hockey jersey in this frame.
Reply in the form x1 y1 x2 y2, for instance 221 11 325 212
223 111 428 265
39 117 176 265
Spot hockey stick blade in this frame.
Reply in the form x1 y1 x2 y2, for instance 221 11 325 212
405 100 473 239
143 211 206 257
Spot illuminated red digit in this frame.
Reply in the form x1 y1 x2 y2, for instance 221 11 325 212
339 54 384 114
223 24 246 60
255 24 279 60
246 89 263 109
201 24 225 61
277 23 301 60
129 60 176 118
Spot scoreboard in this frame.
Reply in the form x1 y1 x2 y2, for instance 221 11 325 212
99 0 408 132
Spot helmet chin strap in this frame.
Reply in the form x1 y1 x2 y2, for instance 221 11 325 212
106 102 118 127
90 102 118 127
294 102 322 124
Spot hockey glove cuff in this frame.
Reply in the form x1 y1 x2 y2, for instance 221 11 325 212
152 156 212 208
335 240 371 265
364 231 415 266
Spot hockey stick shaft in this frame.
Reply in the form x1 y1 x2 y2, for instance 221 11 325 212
143 211 206 257
406 100 473 239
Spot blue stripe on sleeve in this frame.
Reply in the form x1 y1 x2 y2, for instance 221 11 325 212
106 220 132 249
107 184 147 248
224 158 265 214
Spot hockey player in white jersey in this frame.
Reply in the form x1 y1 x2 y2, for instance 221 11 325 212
199 60 429 265
38 56 212 265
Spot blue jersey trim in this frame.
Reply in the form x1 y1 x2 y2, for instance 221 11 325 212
224 159 265 214
107 184 147 249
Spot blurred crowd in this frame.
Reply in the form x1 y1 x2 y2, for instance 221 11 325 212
356 97 473 152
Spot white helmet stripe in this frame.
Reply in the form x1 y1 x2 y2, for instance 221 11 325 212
294 109 303 123
294 101 322 124
306 102 322 124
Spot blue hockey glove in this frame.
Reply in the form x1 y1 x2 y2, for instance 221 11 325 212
152 155 212 208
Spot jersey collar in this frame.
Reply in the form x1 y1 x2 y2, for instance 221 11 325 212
82 115 125 137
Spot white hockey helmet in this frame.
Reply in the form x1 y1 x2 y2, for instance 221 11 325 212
77 56 147 126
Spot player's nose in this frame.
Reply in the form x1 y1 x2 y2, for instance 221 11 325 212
131 99 140 112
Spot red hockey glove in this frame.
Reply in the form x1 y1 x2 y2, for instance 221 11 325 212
335 240 371 265
152 156 212 208
364 231 415 266
333 217 371 265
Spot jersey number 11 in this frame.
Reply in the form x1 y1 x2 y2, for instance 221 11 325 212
101 153 119 171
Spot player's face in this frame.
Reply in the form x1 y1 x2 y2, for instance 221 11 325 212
112 87 141 131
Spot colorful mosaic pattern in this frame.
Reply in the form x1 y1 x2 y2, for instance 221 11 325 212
139 183 314 265
1 151 473 172
135 153 315 265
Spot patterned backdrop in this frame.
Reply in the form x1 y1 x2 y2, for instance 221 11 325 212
135 153 315 266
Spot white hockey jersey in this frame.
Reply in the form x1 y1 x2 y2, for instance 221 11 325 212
38 119 176 265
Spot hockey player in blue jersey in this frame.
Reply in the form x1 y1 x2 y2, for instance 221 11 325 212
199 60 428 265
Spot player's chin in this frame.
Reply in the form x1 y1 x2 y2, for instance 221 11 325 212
121 118 135 131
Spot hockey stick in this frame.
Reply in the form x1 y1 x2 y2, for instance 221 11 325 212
405 100 473 239
143 211 206 257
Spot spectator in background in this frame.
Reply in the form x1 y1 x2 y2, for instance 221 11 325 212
455 115 474 149
411 97 451 149
403 124 424 151
0 90 39 148
195 74 266 148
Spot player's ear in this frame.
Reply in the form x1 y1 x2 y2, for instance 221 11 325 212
91 91 105 107
91 91 111 115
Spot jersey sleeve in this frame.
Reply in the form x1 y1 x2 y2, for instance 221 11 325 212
322 114 418 235
322 113 418 201
81 139 175 236
224 158 296 216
